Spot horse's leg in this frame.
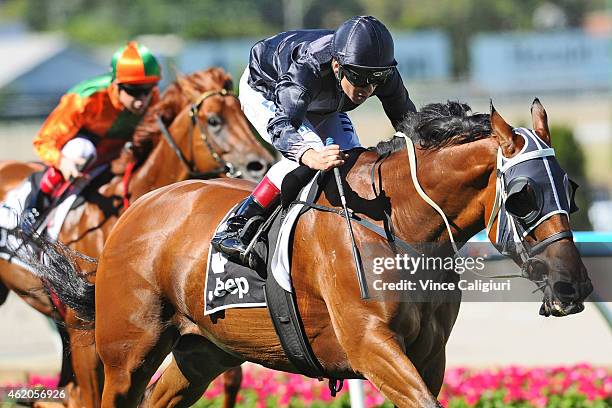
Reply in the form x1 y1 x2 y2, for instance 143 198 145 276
98 325 175 408
327 305 441 408
56 323 76 387
96 291 177 408
67 335 102 408
140 333 243 408
221 367 242 408
415 303 459 398
65 310 103 408
420 351 446 398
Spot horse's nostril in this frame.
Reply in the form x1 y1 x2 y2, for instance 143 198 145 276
553 281 578 302
246 160 265 173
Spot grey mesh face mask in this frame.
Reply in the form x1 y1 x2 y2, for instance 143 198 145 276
486 128 578 263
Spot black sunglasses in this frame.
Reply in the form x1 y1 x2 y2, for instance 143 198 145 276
340 66 392 87
119 84 155 98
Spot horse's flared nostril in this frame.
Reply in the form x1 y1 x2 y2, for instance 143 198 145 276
553 281 578 303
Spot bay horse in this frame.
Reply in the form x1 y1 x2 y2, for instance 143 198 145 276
26 99 592 407
0 67 273 407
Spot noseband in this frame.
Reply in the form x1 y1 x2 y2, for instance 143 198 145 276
156 88 243 179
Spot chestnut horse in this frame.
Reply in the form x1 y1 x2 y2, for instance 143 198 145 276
0 68 273 407
26 100 592 407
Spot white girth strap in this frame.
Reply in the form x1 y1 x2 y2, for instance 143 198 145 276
399 132 458 253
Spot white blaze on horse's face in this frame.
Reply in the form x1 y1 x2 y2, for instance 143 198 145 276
487 100 592 317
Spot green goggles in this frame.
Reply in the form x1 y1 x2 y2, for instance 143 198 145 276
340 65 393 87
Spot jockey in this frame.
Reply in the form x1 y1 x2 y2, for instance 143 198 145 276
22 41 161 227
212 16 417 259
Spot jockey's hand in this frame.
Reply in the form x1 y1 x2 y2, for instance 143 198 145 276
58 156 85 180
300 145 347 171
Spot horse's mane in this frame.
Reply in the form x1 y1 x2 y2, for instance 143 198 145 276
374 101 491 155
131 67 233 156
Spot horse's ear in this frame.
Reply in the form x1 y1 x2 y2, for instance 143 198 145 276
490 100 521 157
531 98 551 145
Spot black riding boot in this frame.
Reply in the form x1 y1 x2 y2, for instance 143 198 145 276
211 195 277 260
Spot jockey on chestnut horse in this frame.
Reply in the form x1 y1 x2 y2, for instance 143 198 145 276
19 16 592 408
0 40 164 406
212 16 417 265
20 41 163 231
0 43 273 407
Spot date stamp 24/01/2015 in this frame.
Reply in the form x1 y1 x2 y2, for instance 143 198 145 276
0 387 66 403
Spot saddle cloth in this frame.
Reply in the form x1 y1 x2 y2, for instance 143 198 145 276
204 172 319 315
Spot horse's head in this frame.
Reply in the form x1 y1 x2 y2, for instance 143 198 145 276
485 99 593 316
137 68 274 185
186 86 274 181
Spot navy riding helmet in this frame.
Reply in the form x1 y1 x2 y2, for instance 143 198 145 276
331 16 397 70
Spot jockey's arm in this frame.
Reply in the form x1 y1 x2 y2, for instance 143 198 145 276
266 55 324 164
33 93 86 167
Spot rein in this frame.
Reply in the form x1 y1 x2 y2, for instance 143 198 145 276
295 131 573 290
292 199 420 256
155 89 242 180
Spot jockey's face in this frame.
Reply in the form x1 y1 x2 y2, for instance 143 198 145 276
332 59 376 105
117 83 156 114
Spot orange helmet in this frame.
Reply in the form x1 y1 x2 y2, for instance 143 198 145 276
110 41 161 85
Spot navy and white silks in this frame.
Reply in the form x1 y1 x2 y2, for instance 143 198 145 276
239 30 416 188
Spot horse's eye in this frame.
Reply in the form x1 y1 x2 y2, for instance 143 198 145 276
506 186 538 218
505 177 543 225
207 114 224 131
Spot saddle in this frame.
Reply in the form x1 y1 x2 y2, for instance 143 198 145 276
21 165 111 234
205 150 368 387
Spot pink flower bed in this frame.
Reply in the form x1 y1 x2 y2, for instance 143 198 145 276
439 364 611 408
2 373 60 390
195 364 611 408
3 364 610 407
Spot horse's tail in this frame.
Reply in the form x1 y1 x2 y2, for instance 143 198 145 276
17 226 96 322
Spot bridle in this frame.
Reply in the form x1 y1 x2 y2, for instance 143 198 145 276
486 139 573 263
398 131 574 288
155 88 243 179
294 129 583 311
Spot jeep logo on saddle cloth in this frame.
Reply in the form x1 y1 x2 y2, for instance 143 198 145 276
205 238 267 315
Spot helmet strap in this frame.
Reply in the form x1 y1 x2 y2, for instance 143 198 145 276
332 61 348 109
